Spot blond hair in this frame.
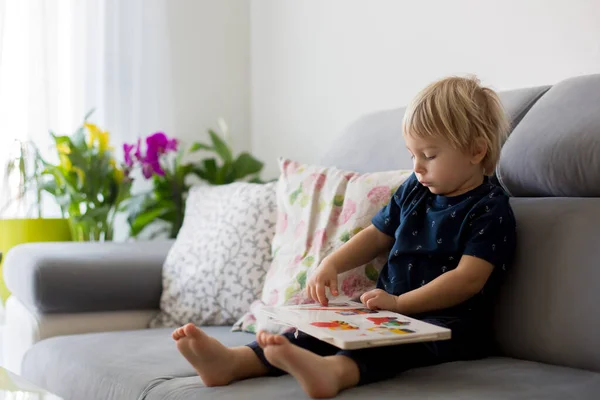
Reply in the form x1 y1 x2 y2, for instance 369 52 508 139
402 76 510 175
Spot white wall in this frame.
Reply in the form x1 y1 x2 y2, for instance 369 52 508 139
167 0 250 153
250 0 600 178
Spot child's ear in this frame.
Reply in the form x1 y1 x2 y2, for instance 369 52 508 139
470 138 487 165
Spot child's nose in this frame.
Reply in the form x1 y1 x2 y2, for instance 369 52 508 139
413 160 426 174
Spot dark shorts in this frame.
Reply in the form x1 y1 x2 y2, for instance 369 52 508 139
246 317 488 386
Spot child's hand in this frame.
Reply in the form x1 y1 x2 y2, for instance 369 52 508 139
306 259 339 306
360 289 398 311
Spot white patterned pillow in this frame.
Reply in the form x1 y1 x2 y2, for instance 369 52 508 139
233 159 412 334
150 182 277 328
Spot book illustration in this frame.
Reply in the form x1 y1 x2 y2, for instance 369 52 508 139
367 316 410 326
367 326 416 336
310 320 359 330
335 308 379 316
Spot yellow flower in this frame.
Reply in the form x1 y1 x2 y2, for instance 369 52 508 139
57 143 71 154
85 122 113 152
59 154 72 171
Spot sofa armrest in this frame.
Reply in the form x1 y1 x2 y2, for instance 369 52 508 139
3 240 174 314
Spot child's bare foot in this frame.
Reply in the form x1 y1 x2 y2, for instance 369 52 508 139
172 323 237 386
257 331 356 399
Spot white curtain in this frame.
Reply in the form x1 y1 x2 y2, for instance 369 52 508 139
0 0 174 219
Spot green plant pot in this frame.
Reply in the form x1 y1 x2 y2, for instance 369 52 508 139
0 218 72 303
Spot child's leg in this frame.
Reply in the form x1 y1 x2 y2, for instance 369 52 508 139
336 319 488 386
258 331 360 399
172 323 269 386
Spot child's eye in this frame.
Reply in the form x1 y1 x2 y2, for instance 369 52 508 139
425 155 436 160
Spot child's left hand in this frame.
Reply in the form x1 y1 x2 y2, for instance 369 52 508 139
360 289 398 311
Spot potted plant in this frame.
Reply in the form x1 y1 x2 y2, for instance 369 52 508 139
40 112 132 241
0 140 71 303
125 122 265 239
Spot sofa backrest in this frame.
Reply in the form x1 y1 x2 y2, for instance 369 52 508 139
320 74 600 372
319 85 550 173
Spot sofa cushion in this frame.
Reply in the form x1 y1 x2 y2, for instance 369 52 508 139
21 327 255 400
143 358 600 400
493 197 600 372
234 159 411 333
22 329 600 400
150 182 278 328
497 74 600 196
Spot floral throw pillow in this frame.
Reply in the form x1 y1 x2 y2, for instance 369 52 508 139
232 159 411 334
150 182 278 328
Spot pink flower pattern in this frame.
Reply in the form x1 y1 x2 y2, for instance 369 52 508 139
302 173 327 192
282 159 300 175
276 212 288 234
330 199 357 226
287 292 315 306
308 229 328 252
341 274 371 298
294 220 306 239
368 186 391 205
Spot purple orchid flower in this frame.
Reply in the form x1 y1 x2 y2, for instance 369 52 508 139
124 132 177 179
123 143 136 168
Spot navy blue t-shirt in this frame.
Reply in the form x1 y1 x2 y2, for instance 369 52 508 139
371 173 517 320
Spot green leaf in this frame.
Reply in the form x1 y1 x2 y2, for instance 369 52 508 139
284 286 297 302
333 194 344 207
296 270 308 288
339 231 351 243
129 206 170 237
302 256 314 267
71 126 88 152
208 129 233 163
218 161 235 184
289 190 300 205
189 142 213 152
203 158 218 183
365 264 379 282
232 152 264 180
299 194 310 208
83 108 95 121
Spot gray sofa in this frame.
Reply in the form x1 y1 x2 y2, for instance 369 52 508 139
4 74 600 399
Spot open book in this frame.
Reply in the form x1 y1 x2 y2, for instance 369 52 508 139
259 300 451 350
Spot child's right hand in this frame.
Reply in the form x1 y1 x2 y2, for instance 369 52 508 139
306 258 339 306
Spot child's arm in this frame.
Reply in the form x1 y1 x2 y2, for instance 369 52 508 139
361 255 493 314
393 255 493 314
307 225 394 305
326 225 393 273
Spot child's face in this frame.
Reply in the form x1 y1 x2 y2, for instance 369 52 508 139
404 134 485 197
